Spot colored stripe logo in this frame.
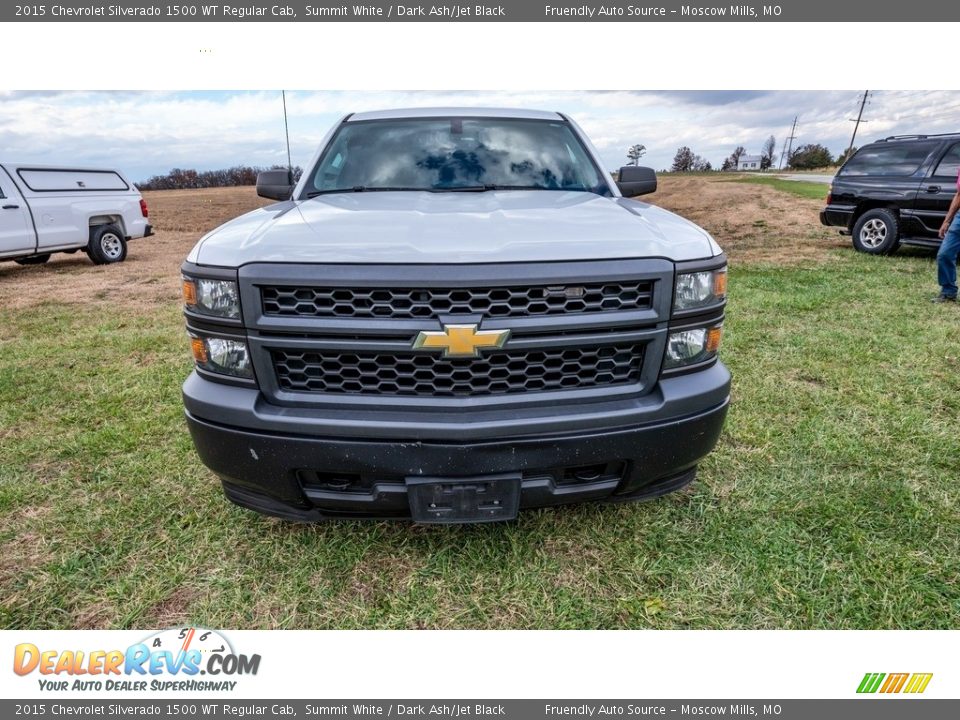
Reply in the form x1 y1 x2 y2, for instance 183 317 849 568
857 672 933 694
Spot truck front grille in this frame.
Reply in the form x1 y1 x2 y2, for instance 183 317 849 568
245 260 671 404
260 280 654 320
271 343 645 398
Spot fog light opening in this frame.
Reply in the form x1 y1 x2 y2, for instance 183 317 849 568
297 469 364 494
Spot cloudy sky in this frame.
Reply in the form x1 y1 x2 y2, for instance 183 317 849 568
2 90 959 182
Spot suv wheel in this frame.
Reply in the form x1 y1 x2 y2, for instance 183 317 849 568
852 208 900 255
87 225 128 265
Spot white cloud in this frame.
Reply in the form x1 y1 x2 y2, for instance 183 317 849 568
0 90 957 180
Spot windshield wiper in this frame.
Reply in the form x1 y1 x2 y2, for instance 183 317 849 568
487 185 577 191
427 184 553 192
428 184 498 192
306 184 562 198
306 186 421 197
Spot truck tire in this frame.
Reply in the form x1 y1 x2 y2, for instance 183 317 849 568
87 225 127 265
14 254 51 265
852 208 900 255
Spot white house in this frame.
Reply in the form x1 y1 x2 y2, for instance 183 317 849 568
737 154 763 171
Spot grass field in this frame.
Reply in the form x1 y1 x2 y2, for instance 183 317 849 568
1 178 958 629
727 174 830 200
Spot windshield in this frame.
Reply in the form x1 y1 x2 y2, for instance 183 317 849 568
306 117 609 195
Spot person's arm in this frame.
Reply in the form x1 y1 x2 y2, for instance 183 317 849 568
941 190 960 238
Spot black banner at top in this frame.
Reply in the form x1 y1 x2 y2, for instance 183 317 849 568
4 0 958 22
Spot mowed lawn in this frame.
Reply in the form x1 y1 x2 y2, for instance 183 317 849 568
1 179 958 629
727 175 830 200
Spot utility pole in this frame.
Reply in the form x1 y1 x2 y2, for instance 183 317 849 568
282 90 293 176
846 90 870 159
779 116 798 170
778 136 789 171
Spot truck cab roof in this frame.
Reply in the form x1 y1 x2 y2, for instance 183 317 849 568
346 107 565 122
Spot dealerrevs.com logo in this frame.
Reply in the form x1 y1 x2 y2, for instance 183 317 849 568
13 628 261 692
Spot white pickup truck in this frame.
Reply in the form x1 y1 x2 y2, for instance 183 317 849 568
0 163 153 266
181 107 730 524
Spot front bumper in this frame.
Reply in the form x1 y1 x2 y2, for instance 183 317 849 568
183 362 731 521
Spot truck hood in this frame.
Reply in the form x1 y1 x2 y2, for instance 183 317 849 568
189 190 721 266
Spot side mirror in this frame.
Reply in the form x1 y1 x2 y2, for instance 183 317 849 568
256 170 294 201
616 166 657 197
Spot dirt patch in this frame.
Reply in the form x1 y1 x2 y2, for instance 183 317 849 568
73 601 117 630
7 503 53 523
540 534 612 598
0 528 49 591
647 176 845 266
142 585 199 628
344 551 422 605
23 459 77 484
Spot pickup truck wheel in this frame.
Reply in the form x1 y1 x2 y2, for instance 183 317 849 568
88 225 127 265
14 254 51 265
852 209 900 255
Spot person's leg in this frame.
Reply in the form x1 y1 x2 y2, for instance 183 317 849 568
936 217 960 298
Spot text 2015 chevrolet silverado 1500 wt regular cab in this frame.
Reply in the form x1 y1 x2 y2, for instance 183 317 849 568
181 108 730 523
0 164 152 265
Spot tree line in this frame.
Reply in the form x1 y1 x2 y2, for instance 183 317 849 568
627 137 854 173
136 165 303 191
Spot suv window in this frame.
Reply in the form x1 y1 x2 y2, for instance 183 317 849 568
933 142 960 179
840 141 938 176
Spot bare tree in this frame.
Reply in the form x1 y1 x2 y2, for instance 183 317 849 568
671 147 696 172
761 135 777 170
626 144 647 166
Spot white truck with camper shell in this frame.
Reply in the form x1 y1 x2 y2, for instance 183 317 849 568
180 108 731 524
0 163 152 266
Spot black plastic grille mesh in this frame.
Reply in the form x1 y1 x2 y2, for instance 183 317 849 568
272 344 644 397
261 281 654 319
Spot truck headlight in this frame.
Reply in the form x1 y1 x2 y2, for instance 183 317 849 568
664 323 723 370
190 334 253 379
674 267 727 312
182 277 241 319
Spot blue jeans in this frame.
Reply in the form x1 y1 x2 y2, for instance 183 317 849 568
937 215 960 297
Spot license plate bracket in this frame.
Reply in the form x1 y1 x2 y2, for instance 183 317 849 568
406 473 521 524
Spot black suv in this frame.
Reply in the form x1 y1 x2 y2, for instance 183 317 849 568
821 133 960 254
